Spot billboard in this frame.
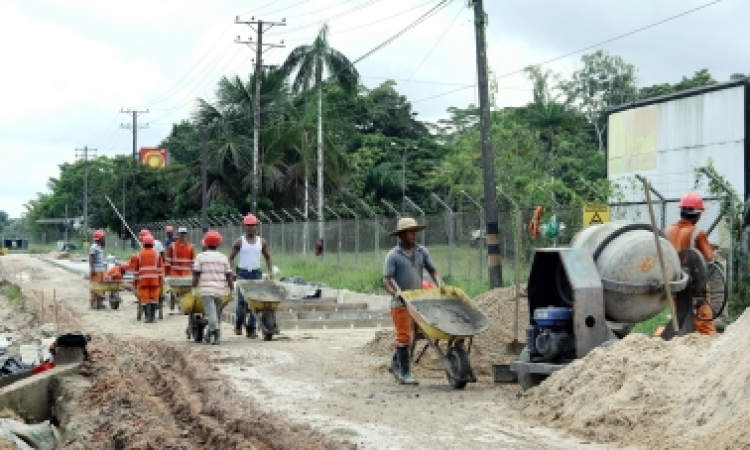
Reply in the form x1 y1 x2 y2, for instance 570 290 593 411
607 83 747 242
139 148 169 168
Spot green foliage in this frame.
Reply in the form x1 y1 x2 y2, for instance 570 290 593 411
638 69 717 100
633 308 668 335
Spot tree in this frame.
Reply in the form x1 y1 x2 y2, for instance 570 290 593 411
638 68 717 100
560 50 638 152
280 24 360 240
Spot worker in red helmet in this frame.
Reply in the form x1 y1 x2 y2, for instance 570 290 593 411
193 230 233 345
164 225 176 273
128 230 151 293
130 234 164 323
89 229 106 309
666 192 716 335
229 214 274 338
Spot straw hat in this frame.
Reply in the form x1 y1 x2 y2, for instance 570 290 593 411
389 217 426 236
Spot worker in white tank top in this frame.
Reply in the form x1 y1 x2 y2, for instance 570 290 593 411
229 213 274 338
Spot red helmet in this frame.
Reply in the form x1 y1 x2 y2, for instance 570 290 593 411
678 192 705 212
93 229 105 240
203 230 222 247
142 235 155 246
139 229 150 237
121 262 130 272
165 225 174 233
243 214 259 225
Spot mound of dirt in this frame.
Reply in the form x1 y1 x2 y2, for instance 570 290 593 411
517 309 750 449
359 286 527 377
57 336 356 450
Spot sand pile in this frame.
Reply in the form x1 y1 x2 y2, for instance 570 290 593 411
517 308 750 449
359 286 527 377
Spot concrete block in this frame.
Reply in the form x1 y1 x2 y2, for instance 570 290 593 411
0 364 79 423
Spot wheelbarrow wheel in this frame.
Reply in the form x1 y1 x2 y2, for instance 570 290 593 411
446 345 472 390
190 316 205 343
260 311 276 341
169 292 176 311
109 293 121 310
518 347 547 391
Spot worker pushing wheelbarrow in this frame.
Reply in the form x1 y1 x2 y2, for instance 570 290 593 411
90 262 129 310
235 280 289 341
399 284 488 389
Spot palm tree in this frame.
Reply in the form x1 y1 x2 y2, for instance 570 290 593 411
280 24 360 242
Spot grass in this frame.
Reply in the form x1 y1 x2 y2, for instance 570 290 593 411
632 308 669 335
3 284 24 310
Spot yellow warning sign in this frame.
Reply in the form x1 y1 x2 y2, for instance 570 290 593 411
583 204 610 226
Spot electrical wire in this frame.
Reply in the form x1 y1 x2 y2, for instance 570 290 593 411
405 1 464 81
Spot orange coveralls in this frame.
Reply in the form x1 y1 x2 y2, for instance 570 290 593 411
166 241 195 277
665 219 716 335
130 248 164 305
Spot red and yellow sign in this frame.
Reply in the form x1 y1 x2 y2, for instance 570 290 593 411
139 148 169 168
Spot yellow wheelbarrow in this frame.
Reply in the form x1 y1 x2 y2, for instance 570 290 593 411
134 283 170 321
178 289 232 343
90 280 124 310
236 280 289 341
400 285 489 389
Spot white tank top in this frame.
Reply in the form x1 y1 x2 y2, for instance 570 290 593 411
238 236 262 270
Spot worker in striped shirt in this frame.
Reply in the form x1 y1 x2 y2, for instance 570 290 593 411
192 230 233 345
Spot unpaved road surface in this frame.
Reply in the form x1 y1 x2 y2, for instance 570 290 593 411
1 254 625 449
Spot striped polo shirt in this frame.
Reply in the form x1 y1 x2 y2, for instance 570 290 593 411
193 250 231 297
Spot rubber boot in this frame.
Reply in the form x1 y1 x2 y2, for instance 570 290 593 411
212 329 221 345
234 323 243 335
389 351 399 379
141 305 150 323
203 329 212 344
151 303 158 323
397 346 419 385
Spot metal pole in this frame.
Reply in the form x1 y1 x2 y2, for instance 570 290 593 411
461 190 485 281
359 199 380 257
325 206 341 268
404 196 425 246
281 209 297 255
431 193 454 279
270 211 284 255
201 124 208 233
341 203 359 266
635 174 666 230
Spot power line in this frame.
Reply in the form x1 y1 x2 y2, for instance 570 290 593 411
405 1 464 81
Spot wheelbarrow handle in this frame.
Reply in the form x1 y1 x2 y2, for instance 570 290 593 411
390 279 406 306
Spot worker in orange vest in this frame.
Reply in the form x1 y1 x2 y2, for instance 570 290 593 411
104 262 129 281
130 234 164 323
165 227 195 277
665 192 716 335
529 206 544 241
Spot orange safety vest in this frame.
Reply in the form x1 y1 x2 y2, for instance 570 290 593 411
665 219 715 335
131 248 163 287
166 241 195 276
105 266 124 281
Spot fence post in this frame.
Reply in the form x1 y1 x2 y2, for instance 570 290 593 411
270 211 285 258
404 196 426 246
497 186 521 287
431 193 454 280
461 190 485 283
359 200 380 258
341 203 359 266
281 209 297 255
325 206 342 269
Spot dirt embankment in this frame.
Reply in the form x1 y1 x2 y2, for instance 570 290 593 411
57 336 357 450
360 286 527 377
517 309 750 449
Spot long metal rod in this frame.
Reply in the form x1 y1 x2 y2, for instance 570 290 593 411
461 190 485 282
105 196 142 248
431 193 454 279
640 177 680 333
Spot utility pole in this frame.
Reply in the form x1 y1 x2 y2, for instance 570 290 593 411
201 124 208 233
75 146 96 244
235 16 285 214
472 0 502 288
120 108 149 229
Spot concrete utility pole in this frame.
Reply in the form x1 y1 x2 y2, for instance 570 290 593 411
75 146 97 243
235 16 286 214
472 0 502 288
120 108 149 228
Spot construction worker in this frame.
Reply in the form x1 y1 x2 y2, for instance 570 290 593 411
383 217 444 385
130 234 164 324
166 227 195 277
193 230 233 345
89 229 106 309
104 262 129 281
665 192 716 335
164 225 176 274
229 214 274 338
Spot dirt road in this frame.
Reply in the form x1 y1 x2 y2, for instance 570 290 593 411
1 254 620 449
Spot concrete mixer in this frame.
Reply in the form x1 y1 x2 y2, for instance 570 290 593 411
510 220 710 390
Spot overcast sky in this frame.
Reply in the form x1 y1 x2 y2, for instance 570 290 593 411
1 0 747 218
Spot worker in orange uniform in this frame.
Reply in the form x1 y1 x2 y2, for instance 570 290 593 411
383 217 444 385
105 262 129 281
665 192 716 335
529 206 544 241
166 227 195 277
130 234 164 324
89 229 106 309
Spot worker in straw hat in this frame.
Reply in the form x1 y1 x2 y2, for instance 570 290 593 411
383 217 444 385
